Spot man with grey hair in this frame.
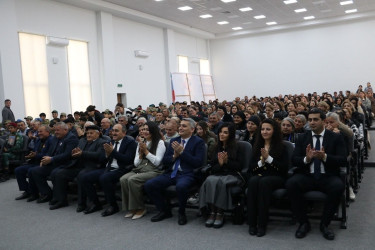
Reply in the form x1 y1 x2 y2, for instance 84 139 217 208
208 112 223 135
145 118 205 225
164 120 179 142
29 122 79 203
14 125 53 201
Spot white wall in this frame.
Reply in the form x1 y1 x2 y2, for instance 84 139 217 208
175 32 209 75
211 19 375 100
0 0 211 119
112 17 167 108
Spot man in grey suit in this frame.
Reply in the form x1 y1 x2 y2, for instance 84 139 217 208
2 99 15 125
49 125 106 210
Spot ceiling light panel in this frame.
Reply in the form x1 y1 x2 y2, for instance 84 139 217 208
345 9 357 13
284 0 297 4
221 0 236 3
304 16 315 20
239 7 252 12
217 21 229 25
178 6 192 11
340 1 353 5
200 14 212 19
295 8 307 13
232 27 243 30
254 15 266 19
266 22 277 25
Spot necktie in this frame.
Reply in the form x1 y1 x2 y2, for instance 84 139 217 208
314 135 321 179
171 139 186 178
107 141 119 168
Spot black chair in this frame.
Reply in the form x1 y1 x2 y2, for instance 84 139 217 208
271 140 348 229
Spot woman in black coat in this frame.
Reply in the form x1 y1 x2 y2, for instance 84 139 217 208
247 118 289 237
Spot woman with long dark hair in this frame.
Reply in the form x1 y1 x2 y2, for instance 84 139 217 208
247 119 288 237
199 123 243 228
120 121 166 220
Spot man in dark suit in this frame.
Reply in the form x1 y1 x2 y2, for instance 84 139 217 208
29 122 79 203
79 124 137 216
145 118 205 225
49 125 106 210
14 125 52 201
2 99 15 125
286 108 346 240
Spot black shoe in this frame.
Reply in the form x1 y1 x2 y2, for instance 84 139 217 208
295 222 311 239
249 226 257 236
0 173 10 182
320 224 335 240
84 204 102 214
76 205 87 213
205 213 216 228
257 227 266 237
15 192 30 200
151 211 173 222
178 213 187 225
27 194 39 202
213 213 224 228
101 206 119 217
49 201 68 210
37 194 52 203
49 200 58 206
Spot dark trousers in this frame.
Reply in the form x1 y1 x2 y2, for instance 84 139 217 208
247 175 285 228
144 172 195 215
50 167 82 203
286 174 344 226
80 168 127 207
15 164 39 195
29 165 57 196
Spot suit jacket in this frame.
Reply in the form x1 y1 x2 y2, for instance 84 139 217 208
292 129 346 176
106 135 137 171
65 137 106 169
31 135 53 164
2 106 15 124
46 132 79 168
163 135 205 175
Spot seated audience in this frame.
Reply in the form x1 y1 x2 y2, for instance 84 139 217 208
144 118 205 225
243 115 260 146
49 125 106 210
281 117 296 143
120 122 165 220
79 124 137 216
233 111 247 141
29 122 79 203
14 125 52 201
294 114 306 133
199 123 243 228
195 121 216 163
286 108 346 240
247 118 288 237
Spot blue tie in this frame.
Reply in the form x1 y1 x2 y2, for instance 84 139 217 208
171 139 185 178
314 135 321 179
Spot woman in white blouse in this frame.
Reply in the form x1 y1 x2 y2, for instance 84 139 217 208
120 121 166 220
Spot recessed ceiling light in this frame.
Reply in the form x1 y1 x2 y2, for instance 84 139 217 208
340 1 353 5
345 9 357 13
232 27 243 30
304 16 315 20
266 22 277 25
217 21 229 25
295 8 307 13
254 15 266 19
154 0 163 2
239 7 252 12
200 14 212 19
221 0 236 3
284 0 297 4
178 6 192 11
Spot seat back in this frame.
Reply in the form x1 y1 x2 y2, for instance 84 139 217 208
101 135 111 143
236 141 252 175
282 140 295 170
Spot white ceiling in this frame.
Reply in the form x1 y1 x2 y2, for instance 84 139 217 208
55 0 375 38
